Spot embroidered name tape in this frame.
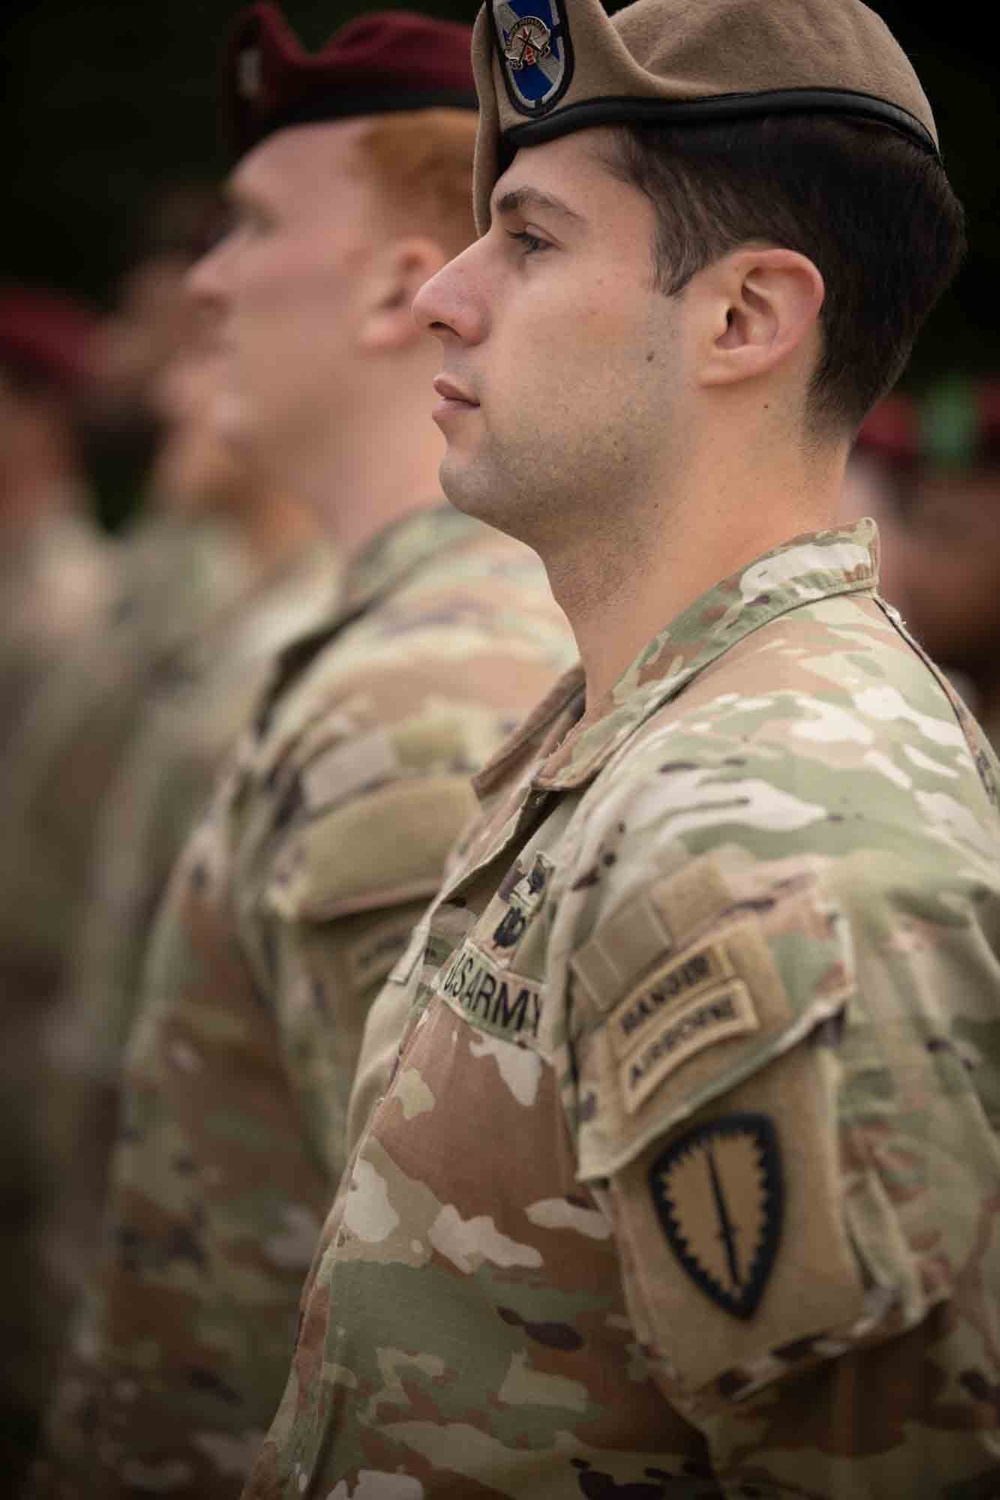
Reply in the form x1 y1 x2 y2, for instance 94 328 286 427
437 941 543 1042
621 980 759 1115
611 943 734 1060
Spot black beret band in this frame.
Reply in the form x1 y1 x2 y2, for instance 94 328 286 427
502 86 940 160
245 89 480 150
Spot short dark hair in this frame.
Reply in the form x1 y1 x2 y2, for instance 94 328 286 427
600 116 966 433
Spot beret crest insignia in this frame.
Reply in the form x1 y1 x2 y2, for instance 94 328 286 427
490 0 573 118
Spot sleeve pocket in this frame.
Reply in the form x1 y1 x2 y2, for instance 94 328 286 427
572 888 939 1404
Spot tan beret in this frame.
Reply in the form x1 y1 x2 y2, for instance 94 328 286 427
472 0 939 229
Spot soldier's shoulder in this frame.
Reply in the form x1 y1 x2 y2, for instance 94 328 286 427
573 601 1000 889
253 530 570 771
352 522 568 663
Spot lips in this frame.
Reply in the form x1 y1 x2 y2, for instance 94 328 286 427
433 374 479 406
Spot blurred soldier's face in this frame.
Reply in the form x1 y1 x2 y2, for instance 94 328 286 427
886 467 1000 679
146 330 244 517
187 120 386 496
413 129 688 544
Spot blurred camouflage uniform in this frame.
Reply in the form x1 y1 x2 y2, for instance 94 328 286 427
0 506 117 758
0 511 330 1483
0 512 253 1010
0 503 117 1478
42 533 338 1317
66 535 338 1077
34 504 573 1498
245 522 1000 1499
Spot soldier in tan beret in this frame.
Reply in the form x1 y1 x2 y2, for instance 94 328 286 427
30 7 574 1498
242 1 1000 1496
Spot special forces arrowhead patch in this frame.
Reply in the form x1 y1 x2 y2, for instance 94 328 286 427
490 0 573 118
649 1113 783 1321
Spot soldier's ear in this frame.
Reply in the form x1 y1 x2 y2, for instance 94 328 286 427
359 237 450 353
695 247 825 393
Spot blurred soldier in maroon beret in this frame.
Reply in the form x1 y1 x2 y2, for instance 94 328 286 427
0 287 117 751
0 286 117 1490
850 379 1000 750
31 9 572 1499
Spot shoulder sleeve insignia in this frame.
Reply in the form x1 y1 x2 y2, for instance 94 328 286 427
649 1112 783 1321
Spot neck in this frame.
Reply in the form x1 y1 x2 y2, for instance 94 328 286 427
542 428 849 717
234 487 320 573
303 368 447 569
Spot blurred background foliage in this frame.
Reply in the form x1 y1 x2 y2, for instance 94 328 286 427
3 0 997 384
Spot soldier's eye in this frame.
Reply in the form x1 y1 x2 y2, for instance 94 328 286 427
506 229 549 256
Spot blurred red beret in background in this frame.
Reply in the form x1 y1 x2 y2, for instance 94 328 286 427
858 381 1000 469
0 286 98 394
224 4 476 161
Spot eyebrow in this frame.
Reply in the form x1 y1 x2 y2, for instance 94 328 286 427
492 186 585 224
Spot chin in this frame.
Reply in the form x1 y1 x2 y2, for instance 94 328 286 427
213 390 250 450
439 451 495 514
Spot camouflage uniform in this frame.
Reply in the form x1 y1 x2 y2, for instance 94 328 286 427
0 512 324 1483
246 521 1000 1499
67 538 339 1076
0 512 255 1010
0 506 117 758
41 538 338 1329
35 505 573 1498
0 503 116 1483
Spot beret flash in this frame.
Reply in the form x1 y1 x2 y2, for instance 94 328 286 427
225 5 478 162
472 0 941 230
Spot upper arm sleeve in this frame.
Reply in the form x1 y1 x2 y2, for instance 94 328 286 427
569 844 1000 1496
255 758 479 1184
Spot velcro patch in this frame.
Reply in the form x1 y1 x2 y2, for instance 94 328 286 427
436 941 544 1044
650 1112 783 1321
610 943 734 1060
620 980 759 1115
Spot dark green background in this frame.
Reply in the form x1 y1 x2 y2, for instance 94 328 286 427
3 0 996 383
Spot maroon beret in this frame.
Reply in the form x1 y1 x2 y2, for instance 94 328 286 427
224 5 477 161
0 286 97 393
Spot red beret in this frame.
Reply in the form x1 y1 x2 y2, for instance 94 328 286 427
224 5 477 162
0 286 97 393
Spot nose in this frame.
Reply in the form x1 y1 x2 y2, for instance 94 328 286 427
185 232 233 310
412 243 485 347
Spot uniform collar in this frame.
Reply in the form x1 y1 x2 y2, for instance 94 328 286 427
255 503 485 738
475 520 879 801
338 503 484 618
